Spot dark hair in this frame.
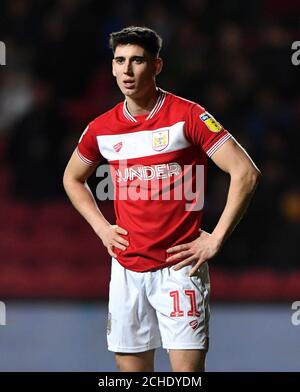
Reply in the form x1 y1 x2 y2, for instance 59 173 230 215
109 26 163 58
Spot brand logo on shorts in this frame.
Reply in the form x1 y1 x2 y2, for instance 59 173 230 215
107 312 112 335
189 319 199 331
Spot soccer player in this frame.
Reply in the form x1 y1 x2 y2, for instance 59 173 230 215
63 26 260 372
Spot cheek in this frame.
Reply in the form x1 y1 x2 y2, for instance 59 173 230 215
137 68 154 82
115 73 122 84
112 65 121 79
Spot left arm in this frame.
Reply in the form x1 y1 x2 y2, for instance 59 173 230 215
166 138 261 276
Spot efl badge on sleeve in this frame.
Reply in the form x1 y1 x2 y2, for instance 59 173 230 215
152 129 169 151
200 112 222 133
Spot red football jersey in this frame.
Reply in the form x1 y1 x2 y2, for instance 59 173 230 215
77 89 231 272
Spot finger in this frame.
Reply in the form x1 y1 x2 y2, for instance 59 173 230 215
172 255 197 271
112 240 126 251
166 250 194 262
115 235 129 246
108 247 117 258
166 243 190 254
116 226 128 236
189 260 206 277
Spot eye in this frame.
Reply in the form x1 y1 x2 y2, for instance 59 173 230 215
133 57 144 64
115 58 124 64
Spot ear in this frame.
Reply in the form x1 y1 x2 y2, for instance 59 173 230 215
154 57 163 76
112 59 116 77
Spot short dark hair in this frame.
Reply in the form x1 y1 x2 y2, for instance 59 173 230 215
109 26 163 58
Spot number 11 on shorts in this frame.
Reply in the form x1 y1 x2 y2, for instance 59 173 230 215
169 290 200 317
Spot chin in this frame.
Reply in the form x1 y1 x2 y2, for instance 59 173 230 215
123 88 138 97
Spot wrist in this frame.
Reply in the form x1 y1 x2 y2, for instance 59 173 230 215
93 220 110 239
211 231 226 250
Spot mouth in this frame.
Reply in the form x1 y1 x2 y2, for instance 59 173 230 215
123 80 135 89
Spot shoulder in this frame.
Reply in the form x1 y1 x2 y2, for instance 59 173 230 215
165 90 206 115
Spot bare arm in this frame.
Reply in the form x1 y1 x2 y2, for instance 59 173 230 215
166 138 261 275
209 137 261 246
63 150 129 257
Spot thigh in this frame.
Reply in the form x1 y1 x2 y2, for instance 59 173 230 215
107 258 161 353
149 263 210 351
115 349 155 372
168 349 207 372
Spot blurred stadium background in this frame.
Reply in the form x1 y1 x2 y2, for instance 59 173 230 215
0 0 299 371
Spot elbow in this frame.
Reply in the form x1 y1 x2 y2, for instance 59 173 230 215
63 168 86 193
62 171 69 194
245 166 261 193
251 167 261 189
63 168 74 193
250 167 261 188
232 165 261 192
62 168 68 188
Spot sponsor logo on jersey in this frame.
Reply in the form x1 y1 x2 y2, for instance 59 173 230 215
152 129 169 151
199 112 222 133
116 162 181 182
113 141 123 152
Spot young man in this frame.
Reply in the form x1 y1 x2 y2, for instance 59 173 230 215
63 26 260 372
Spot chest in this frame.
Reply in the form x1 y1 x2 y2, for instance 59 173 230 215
97 121 191 162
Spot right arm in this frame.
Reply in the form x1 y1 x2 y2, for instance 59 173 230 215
63 149 129 257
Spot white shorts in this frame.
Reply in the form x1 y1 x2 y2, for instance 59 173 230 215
107 258 210 353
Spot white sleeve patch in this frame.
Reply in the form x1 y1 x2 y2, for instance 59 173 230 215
78 125 89 143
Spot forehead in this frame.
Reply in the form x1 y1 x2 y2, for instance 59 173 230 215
114 44 147 58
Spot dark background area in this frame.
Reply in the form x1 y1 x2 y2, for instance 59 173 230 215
0 0 299 299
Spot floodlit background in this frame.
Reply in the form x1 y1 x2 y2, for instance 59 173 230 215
0 0 299 371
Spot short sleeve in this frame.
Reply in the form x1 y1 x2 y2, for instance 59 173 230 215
76 123 101 165
185 104 232 157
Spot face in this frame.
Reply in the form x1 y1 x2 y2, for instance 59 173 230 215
112 44 162 99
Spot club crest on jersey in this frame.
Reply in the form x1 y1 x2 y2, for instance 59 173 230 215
152 129 169 151
200 112 222 133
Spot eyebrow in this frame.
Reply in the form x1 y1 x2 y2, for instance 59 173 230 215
113 55 146 61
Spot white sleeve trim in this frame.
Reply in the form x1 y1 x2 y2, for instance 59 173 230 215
206 134 232 157
76 147 99 166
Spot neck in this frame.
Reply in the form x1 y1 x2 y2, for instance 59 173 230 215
125 85 159 116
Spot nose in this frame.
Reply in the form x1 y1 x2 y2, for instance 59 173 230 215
124 60 133 75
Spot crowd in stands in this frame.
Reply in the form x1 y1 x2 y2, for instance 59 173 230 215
1 0 299 269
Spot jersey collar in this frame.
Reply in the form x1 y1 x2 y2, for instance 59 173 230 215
123 88 166 123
